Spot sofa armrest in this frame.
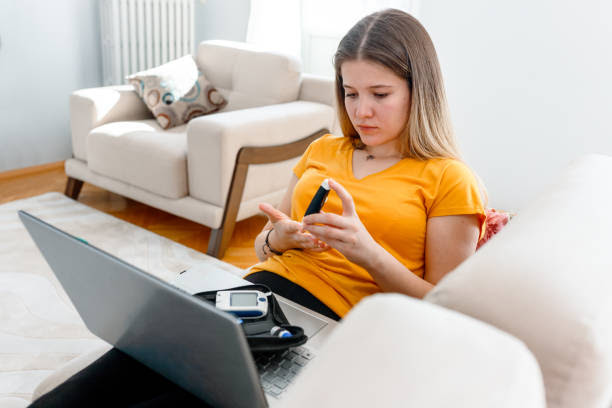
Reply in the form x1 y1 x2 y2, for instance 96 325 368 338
187 100 334 208
281 294 545 408
298 73 340 135
70 85 153 161
425 154 612 407
299 73 335 107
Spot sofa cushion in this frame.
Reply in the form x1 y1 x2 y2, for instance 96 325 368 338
425 154 612 408
127 55 226 129
196 40 301 112
87 119 188 199
282 294 545 408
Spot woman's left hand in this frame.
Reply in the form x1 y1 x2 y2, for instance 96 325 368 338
302 179 381 268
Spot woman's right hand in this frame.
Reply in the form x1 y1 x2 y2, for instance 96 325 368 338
258 203 329 252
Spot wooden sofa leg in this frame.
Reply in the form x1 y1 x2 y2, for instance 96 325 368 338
206 222 235 259
207 158 247 259
207 229 223 258
65 177 84 200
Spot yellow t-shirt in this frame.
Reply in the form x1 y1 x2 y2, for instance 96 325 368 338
249 134 485 317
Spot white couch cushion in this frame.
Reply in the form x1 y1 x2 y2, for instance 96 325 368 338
282 294 545 408
70 85 153 162
87 119 188 199
196 40 301 112
425 154 612 408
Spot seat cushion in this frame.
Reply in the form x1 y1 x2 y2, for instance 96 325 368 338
425 154 612 408
196 40 301 112
87 119 188 199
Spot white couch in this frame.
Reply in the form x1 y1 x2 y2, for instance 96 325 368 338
65 40 338 258
34 153 612 407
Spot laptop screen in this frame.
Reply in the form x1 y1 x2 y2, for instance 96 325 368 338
19 210 269 408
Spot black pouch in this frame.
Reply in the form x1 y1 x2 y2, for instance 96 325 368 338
194 284 308 353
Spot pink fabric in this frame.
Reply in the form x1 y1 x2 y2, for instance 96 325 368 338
476 208 511 250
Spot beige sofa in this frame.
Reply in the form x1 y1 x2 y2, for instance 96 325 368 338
34 153 612 407
64 40 338 258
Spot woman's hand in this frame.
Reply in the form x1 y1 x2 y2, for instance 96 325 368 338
302 179 382 268
258 203 329 253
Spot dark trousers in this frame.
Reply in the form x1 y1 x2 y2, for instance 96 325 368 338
246 271 340 321
29 271 339 407
29 348 210 408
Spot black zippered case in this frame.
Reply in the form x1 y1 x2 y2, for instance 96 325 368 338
194 284 308 352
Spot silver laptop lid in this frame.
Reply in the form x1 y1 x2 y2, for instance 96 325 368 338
19 210 268 408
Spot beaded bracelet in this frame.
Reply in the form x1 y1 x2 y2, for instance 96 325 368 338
264 228 283 256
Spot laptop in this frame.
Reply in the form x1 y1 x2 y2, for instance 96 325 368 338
19 210 337 407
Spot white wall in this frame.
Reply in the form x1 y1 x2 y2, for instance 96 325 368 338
195 0 250 43
0 0 250 174
419 0 612 211
0 0 102 173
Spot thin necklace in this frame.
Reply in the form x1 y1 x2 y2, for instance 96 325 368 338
364 151 400 160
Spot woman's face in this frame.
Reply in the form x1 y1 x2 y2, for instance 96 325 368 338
341 59 411 150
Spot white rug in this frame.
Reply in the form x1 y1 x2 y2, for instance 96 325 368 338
0 193 245 407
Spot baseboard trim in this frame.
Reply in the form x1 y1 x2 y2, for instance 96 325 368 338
0 161 64 181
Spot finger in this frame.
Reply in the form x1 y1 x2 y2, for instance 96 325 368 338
303 212 351 229
327 179 356 216
313 237 330 249
304 224 347 243
310 237 341 253
304 246 330 253
318 242 331 250
304 237 331 251
295 233 318 248
258 202 288 223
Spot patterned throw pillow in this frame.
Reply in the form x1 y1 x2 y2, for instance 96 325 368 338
127 55 227 129
476 208 514 250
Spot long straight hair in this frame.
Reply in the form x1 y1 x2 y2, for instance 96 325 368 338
333 9 488 204
333 8 460 160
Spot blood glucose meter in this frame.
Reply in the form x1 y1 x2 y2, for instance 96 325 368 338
215 290 268 319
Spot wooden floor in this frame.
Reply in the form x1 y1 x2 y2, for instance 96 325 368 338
0 162 266 269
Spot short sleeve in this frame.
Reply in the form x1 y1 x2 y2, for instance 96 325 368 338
429 161 487 238
292 135 324 178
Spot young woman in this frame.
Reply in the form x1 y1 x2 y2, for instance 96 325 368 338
29 8 485 408
245 8 486 321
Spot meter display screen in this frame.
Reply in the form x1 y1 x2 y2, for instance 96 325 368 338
230 293 258 307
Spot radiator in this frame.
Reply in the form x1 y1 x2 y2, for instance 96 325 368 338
100 0 195 85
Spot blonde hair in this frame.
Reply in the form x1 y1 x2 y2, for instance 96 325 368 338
333 8 488 204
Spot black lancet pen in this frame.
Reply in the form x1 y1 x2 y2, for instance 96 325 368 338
304 179 331 217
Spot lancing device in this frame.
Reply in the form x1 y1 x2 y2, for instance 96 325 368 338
304 179 331 217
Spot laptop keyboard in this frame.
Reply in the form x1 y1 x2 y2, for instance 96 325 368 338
255 346 315 399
